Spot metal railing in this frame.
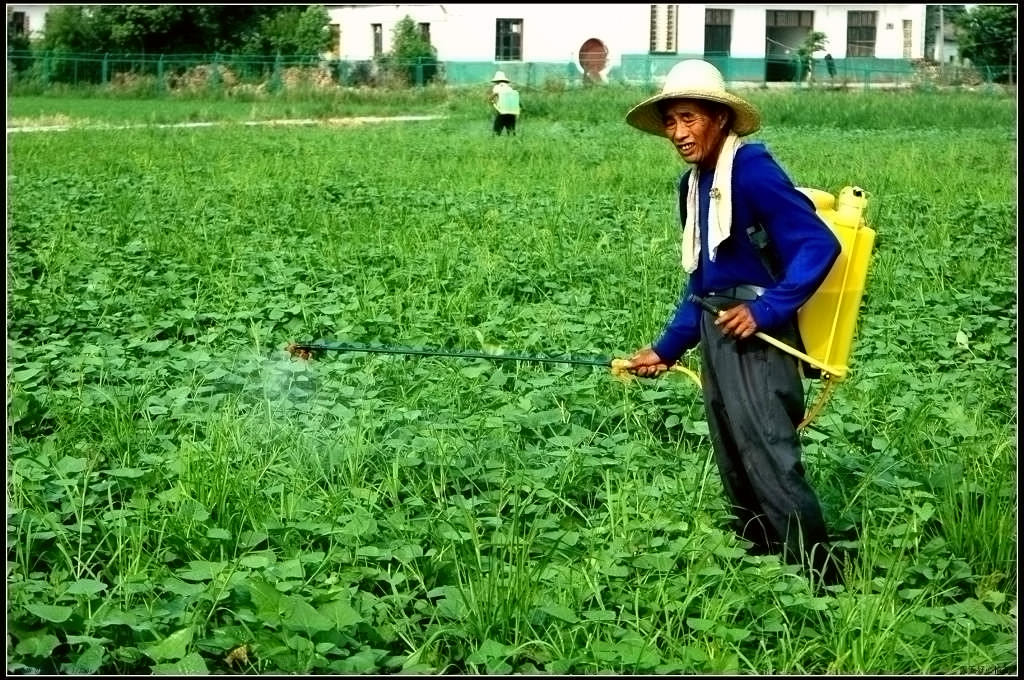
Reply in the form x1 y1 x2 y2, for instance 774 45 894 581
6 50 1014 94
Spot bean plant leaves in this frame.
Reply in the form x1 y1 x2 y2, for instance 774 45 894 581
144 627 193 662
152 652 209 675
26 604 74 623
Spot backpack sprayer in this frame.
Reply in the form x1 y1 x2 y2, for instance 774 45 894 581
287 186 873 431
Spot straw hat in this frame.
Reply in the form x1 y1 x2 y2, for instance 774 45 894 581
626 60 760 137
491 70 510 83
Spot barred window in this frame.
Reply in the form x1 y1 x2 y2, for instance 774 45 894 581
418 22 431 43
847 11 877 57
495 18 523 61
766 10 813 28
649 5 677 54
705 8 732 55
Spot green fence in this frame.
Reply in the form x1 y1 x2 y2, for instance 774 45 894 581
5 49 1014 93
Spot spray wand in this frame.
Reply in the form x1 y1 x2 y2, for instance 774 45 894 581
285 341 703 388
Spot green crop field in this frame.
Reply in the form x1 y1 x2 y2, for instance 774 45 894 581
6 87 1017 674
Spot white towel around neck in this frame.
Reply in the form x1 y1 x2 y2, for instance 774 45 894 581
681 132 743 274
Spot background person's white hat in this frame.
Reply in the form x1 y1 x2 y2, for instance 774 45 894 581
626 60 761 137
491 70 510 83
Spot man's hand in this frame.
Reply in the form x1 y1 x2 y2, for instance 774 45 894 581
715 303 758 339
626 346 669 377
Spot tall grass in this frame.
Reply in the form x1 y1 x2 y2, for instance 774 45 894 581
8 83 1016 130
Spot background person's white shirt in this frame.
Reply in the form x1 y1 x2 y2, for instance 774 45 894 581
491 82 520 115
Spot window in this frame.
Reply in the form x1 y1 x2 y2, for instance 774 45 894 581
847 11 877 57
649 4 677 54
372 23 383 57
902 19 912 59
766 10 813 28
704 8 732 55
418 22 431 43
495 18 523 61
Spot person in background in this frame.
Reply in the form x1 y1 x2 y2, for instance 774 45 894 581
824 53 837 82
489 70 520 136
622 59 844 586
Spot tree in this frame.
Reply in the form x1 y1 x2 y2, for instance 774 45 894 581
378 15 438 86
795 31 828 82
40 5 101 52
37 4 329 55
239 5 332 56
954 4 1017 82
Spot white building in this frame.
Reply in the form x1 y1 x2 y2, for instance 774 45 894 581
327 3 927 81
7 3 50 41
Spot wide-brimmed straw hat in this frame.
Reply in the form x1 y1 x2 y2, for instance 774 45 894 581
626 60 760 137
491 70 510 83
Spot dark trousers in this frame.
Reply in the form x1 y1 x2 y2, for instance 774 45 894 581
493 113 517 135
699 296 830 566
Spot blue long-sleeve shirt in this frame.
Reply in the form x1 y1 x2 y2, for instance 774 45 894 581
652 143 841 364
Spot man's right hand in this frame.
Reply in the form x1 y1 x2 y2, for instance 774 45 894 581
626 346 669 377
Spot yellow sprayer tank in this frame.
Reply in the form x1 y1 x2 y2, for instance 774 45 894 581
794 186 875 379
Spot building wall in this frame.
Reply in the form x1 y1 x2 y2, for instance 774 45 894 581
722 5 926 59
8 4 51 40
328 3 650 76
329 3 927 65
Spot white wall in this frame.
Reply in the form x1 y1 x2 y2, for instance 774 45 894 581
728 4 926 59
328 4 928 63
329 3 649 69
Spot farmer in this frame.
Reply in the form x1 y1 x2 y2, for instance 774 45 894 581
489 70 520 136
622 59 844 585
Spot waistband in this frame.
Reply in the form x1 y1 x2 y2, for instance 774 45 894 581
707 285 765 301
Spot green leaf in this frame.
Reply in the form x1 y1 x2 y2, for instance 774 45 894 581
142 339 173 352
468 638 511 664
319 598 363 629
145 627 194 662
12 366 43 381
280 595 334 633
55 456 88 475
66 578 108 596
105 467 145 478
240 551 276 569
176 560 227 581
686 617 715 631
26 603 74 623
152 652 209 675
206 527 232 540
583 609 617 621
538 603 579 623
15 633 60 657
65 644 105 674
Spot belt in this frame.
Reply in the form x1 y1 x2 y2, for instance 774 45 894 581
707 285 765 301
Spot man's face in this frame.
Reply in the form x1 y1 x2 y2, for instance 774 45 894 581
660 99 729 168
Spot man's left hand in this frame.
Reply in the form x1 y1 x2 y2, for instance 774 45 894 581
715 303 758 339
